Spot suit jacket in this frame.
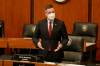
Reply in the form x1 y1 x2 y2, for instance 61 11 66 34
33 18 69 51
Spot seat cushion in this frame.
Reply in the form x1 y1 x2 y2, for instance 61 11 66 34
63 36 84 52
63 51 82 61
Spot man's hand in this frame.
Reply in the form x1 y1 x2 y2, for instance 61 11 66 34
54 41 62 52
37 39 44 50
67 38 72 46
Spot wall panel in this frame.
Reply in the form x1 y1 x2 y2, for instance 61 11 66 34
92 0 100 61
0 0 31 37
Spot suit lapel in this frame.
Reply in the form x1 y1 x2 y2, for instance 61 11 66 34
51 19 58 36
43 19 48 36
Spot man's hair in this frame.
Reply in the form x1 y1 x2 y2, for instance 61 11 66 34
45 4 53 10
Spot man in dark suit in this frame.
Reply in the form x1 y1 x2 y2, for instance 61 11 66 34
33 4 69 62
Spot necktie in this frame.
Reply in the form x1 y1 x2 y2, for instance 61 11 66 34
48 21 52 37
48 22 52 51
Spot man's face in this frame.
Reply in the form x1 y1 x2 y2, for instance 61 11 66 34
45 8 56 20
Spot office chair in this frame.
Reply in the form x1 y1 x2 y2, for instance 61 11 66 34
0 20 4 37
72 22 98 64
62 36 84 64
73 22 98 43
23 24 36 37
13 24 36 55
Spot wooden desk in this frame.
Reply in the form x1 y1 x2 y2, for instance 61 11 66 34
0 60 2 66
3 60 58 66
0 38 38 54
0 38 7 48
7 38 36 49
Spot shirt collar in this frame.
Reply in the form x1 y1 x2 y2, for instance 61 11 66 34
47 19 54 24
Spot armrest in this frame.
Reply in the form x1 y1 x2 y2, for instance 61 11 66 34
83 41 96 52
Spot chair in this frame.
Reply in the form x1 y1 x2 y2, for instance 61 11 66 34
62 36 84 64
23 24 36 37
72 22 98 63
13 24 37 54
0 20 4 37
73 22 98 43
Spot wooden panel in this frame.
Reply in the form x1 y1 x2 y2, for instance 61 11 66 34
0 38 7 48
92 0 100 48
35 63 58 66
63 0 88 33
0 0 5 19
96 39 100 49
4 60 58 66
4 60 13 66
45 64 58 66
0 0 31 37
96 49 100 61
7 38 36 49
0 60 2 66
92 0 100 61
35 63 45 66
33 0 88 34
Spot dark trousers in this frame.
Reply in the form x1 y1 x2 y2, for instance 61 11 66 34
39 50 63 62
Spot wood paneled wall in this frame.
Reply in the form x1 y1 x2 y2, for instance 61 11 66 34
33 0 88 34
0 0 31 37
0 0 89 36
0 0 100 61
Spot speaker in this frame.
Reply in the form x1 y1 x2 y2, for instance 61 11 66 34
0 20 4 37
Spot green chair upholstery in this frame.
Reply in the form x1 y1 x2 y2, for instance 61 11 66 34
73 22 98 43
72 22 98 64
23 24 36 37
62 36 84 64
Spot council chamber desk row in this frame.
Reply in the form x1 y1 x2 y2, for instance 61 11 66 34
0 38 35 48
0 60 86 66
0 38 59 66
0 60 58 66
0 38 37 54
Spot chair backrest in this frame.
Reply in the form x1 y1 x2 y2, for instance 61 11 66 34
62 36 84 63
64 36 84 52
72 22 98 43
0 20 4 37
23 24 36 37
